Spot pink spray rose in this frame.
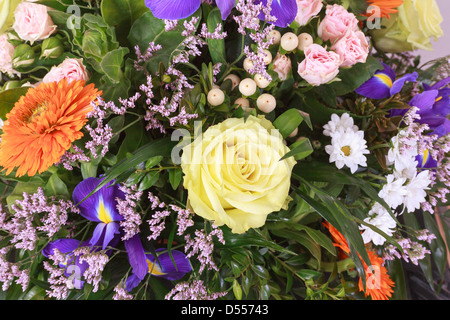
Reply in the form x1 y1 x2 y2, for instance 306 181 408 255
272 53 292 81
295 0 323 26
331 30 369 68
318 4 359 43
13 2 57 44
297 44 341 86
42 58 89 84
0 34 19 76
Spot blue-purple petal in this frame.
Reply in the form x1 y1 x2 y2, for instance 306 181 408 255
42 239 80 257
409 90 438 113
102 222 120 250
256 0 298 28
124 234 148 280
430 76 450 90
145 0 201 20
433 93 450 117
415 149 438 169
355 75 391 99
148 249 192 281
216 0 235 19
73 177 125 223
125 273 142 292
390 72 418 96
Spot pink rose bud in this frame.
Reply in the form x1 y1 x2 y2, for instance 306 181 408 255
297 44 341 86
13 2 57 44
0 34 19 76
318 4 359 43
272 53 292 81
42 58 89 84
295 0 323 26
331 30 369 68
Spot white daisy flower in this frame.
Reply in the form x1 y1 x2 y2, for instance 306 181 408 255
324 127 370 173
403 170 432 213
360 202 397 246
323 113 358 137
378 174 407 209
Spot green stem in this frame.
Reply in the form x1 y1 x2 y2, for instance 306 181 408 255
113 116 143 137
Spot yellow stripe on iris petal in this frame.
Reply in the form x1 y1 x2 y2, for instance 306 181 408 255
435 96 442 102
422 149 429 167
147 260 166 276
98 196 113 224
374 73 393 88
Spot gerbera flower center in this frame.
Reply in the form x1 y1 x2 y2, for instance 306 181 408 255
341 145 351 156
25 102 48 123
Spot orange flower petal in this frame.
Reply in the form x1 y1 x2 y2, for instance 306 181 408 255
0 79 101 177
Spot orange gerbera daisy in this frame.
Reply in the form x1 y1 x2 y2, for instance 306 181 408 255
358 249 395 300
0 79 101 177
323 221 395 300
365 0 404 19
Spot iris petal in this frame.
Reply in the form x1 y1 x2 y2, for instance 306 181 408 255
355 75 391 99
256 0 298 28
147 249 192 280
215 0 235 20
390 72 418 96
124 234 148 280
73 177 125 223
415 149 438 169
42 239 80 257
145 0 201 20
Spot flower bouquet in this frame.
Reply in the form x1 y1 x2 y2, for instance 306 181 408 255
0 0 449 302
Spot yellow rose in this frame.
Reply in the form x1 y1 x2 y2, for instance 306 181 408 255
181 116 296 234
0 0 21 34
371 0 443 52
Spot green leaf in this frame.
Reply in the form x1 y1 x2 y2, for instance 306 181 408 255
100 47 130 84
272 228 322 264
282 138 313 161
206 8 226 66
128 9 201 74
423 212 448 282
44 172 69 197
327 56 383 96
290 224 336 256
6 177 44 210
0 87 30 119
138 171 160 190
145 156 163 169
297 269 322 280
232 279 243 300
101 0 148 42
168 167 182 190
78 138 176 203
273 108 304 139
219 227 296 256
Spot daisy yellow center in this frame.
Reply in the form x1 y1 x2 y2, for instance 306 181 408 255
341 146 351 156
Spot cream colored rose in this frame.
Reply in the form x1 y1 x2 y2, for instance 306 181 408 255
181 116 296 234
371 0 443 52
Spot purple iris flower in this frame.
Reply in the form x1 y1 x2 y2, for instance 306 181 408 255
255 0 298 28
145 0 235 20
390 77 450 137
125 242 192 292
42 237 119 289
355 63 418 100
72 177 125 250
43 177 192 290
